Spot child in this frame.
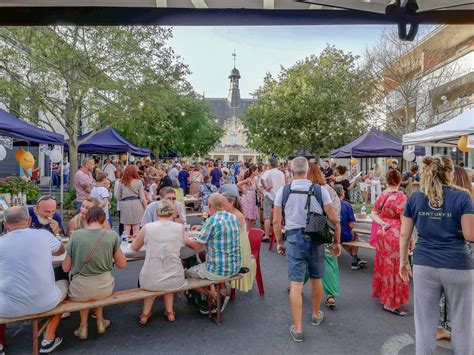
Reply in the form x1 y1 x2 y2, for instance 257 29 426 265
90 171 112 227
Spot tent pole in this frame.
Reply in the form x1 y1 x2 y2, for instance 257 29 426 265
60 145 64 225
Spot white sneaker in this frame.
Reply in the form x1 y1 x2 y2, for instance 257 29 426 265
61 312 71 319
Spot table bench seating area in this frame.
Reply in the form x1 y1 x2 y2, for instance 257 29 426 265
0 274 242 355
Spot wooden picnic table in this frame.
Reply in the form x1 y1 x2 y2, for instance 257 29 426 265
52 231 202 267
183 196 201 204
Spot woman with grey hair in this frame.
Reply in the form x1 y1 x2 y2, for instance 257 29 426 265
222 192 256 293
131 200 188 325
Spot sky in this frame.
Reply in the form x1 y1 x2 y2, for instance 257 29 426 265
168 25 395 98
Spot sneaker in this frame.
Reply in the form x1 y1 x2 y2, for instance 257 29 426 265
39 337 63 353
358 259 368 267
289 325 303 342
61 312 71 319
311 311 324 326
220 295 231 313
351 262 361 270
198 306 217 315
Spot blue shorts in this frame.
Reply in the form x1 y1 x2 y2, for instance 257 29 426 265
285 229 326 282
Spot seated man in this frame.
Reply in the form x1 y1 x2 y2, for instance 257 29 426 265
333 185 367 270
66 197 110 237
185 193 242 308
29 195 65 237
140 187 186 226
0 206 67 354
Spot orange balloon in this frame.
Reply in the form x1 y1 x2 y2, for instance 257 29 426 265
120 154 127 162
15 148 35 170
458 136 469 153
351 158 357 166
387 159 393 165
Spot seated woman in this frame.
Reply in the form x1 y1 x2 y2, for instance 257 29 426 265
62 207 127 340
131 200 188 325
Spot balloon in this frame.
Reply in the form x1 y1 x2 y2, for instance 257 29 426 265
49 149 62 163
387 159 393 165
0 145 6 161
120 154 127 162
350 158 358 166
129 156 136 163
15 148 35 170
403 149 415 162
458 136 469 153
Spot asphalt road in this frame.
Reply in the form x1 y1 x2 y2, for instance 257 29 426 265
5 220 453 355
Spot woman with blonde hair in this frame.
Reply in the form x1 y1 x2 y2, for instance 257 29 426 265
369 163 382 204
131 200 188 325
400 156 473 354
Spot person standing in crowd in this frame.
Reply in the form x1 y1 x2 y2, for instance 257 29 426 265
368 163 382 205
91 158 100 180
237 164 259 230
28 195 65 237
102 159 116 183
63 208 127 340
261 158 286 242
62 159 70 186
210 163 223 189
370 169 409 316
90 172 111 228
307 163 341 309
273 157 341 343
178 164 190 195
189 166 203 196
334 166 351 201
117 165 147 238
0 206 67 354
185 193 241 312
197 175 217 213
436 165 474 341
333 184 367 270
222 192 256 294
115 161 123 180
233 161 241 182
389 159 400 172
199 162 208 179
238 162 249 182
321 160 334 183
131 200 188 325
74 158 95 211
400 156 473 354
168 163 180 182
156 164 173 196
401 165 420 195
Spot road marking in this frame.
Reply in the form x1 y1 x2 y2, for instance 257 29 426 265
381 334 414 355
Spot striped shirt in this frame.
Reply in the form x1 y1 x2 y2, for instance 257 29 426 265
197 211 241 276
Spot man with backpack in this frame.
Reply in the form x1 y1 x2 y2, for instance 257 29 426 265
273 156 341 343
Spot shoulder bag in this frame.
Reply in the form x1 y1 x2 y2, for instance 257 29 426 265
304 184 333 244
72 229 108 278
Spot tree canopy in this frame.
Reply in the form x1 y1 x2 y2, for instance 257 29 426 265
244 45 375 158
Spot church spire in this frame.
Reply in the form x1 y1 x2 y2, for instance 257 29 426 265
228 50 241 109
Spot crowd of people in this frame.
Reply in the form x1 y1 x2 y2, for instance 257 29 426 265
0 153 472 354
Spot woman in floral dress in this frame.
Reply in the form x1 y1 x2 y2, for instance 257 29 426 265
370 169 409 315
237 165 259 230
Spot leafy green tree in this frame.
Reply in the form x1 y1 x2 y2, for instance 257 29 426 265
0 26 190 184
244 45 375 158
113 83 222 158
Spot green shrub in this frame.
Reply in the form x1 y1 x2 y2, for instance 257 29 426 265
64 189 77 210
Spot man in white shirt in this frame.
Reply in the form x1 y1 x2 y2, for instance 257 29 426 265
102 159 116 182
261 158 286 241
140 187 186 227
0 206 68 353
168 163 180 182
273 157 341 343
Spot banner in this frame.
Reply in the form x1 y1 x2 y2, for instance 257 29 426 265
467 135 474 149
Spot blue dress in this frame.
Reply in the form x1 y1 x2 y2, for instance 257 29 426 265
178 170 190 195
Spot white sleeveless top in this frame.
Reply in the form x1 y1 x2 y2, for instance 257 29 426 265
139 221 188 291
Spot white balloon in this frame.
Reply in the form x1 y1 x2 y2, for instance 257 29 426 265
129 156 135 163
0 145 6 161
49 149 62 163
44 149 50 156
403 149 415 162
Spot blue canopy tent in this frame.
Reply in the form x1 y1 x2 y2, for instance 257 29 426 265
0 108 64 145
331 128 424 158
73 127 150 156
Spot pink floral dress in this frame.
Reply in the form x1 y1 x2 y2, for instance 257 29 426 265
372 190 409 310
241 181 258 220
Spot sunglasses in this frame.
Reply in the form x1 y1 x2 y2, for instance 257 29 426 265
37 195 56 204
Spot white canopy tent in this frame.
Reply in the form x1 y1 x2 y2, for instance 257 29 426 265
402 108 474 147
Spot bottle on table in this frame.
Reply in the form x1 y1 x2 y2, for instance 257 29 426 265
361 205 367 215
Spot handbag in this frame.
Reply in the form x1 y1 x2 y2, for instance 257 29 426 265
304 184 333 244
369 193 390 247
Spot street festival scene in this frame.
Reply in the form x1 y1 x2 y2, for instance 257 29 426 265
0 2 473 355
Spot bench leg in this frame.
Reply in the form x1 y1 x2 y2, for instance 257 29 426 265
215 294 221 325
32 319 39 355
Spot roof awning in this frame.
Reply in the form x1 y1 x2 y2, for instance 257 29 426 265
1 1 473 38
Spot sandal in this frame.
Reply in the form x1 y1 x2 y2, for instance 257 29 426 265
383 307 407 316
164 310 176 322
139 313 152 325
325 296 336 309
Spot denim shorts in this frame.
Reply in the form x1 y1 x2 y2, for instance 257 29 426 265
285 228 326 282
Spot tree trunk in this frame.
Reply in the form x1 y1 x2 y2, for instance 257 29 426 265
69 137 79 189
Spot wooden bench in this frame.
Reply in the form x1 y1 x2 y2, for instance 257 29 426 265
342 240 375 250
186 212 204 218
0 275 242 355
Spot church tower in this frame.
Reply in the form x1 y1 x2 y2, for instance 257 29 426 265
227 51 241 109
